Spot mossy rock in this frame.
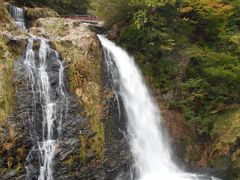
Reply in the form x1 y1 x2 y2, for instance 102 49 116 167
211 107 240 152
207 107 240 179
0 36 15 125
25 7 59 26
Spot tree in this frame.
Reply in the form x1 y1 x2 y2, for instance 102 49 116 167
90 0 131 26
12 0 89 14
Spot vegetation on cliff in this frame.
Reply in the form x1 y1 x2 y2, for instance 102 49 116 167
8 0 89 14
0 0 14 124
1 1 130 177
0 1 28 176
92 0 240 178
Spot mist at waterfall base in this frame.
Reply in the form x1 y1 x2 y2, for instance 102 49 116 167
98 35 219 180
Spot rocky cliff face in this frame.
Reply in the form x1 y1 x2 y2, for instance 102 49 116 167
0 2 29 178
0 4 130 179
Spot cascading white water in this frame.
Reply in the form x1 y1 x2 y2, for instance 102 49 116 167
98 35 217 180
10 5 66 179
24 37 66 180
37 39 56 180
9 5 26 31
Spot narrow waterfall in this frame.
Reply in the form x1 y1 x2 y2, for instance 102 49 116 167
9 5 26 31
9 5 67 179
24 37 67 180
98 35 216 180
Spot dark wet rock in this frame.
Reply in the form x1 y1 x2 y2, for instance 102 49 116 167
2 170 16 179
0 3 131 178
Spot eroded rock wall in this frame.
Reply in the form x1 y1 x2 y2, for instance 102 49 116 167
0 4 130 179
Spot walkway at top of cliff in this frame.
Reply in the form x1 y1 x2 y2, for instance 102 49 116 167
61 15 104 27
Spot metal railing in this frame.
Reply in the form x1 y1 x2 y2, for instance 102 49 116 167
61 15 99 21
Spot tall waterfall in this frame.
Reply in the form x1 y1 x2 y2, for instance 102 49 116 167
24 37 67 180
98 35 216 180
9 5 26 31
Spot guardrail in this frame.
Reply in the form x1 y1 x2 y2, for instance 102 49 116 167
61 15 99 21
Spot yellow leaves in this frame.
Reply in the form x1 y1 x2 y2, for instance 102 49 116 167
180 6 193 13
8 126 16 139
180 0 234 20
76 87 83 97
203 1 233 11
17 146 25 160
230 34 240 45
232 149 240 165
0 63 4 72
1 129 25 171
131 0 176 7
1 126 16 152
159 45 173 52
62 155 78 166
0 37 15 124
16 162 23 173
195 0 234 17
7 157 13 168
2 142 13 151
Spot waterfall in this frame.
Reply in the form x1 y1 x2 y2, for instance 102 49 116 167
98 35 217 180
9 5 67 179
9 5 26 31
24 37 67 180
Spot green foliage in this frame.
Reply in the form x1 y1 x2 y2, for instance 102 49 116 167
0 37 15 125
90 0 131 26
12 0 89 14
172 46 240 135
92 0 240 138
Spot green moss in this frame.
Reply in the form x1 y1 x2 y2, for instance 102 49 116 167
187 144 202 162
0 37 15 125
211 107 240 152
0 17 25 175
62 155 79 167
80 135 86 163
0 1 11 25
206 107 240 179
52 39 105 162
25 7 59 22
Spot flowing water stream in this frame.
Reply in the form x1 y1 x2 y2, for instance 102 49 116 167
9 5 26 31
10 5 67 179
98 35 218 180
24 37 67 180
